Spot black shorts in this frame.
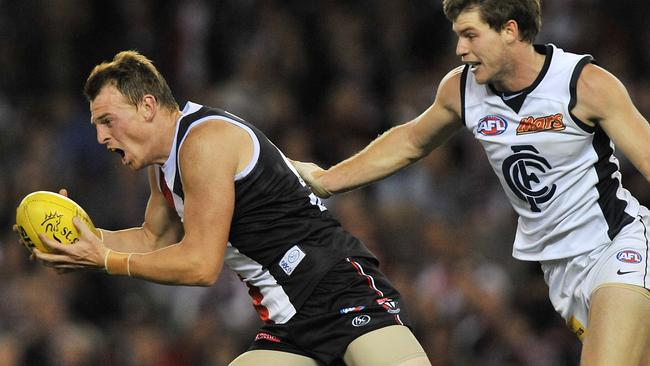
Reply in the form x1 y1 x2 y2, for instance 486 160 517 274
248 257 411 366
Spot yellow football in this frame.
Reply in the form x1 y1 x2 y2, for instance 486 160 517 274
15 191 99 253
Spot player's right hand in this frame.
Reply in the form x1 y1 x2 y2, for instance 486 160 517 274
289 160 333 198
12 223 26 246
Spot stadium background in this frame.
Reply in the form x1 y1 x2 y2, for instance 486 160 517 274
1 1 649 365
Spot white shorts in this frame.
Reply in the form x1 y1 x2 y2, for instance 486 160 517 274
541 206 650 340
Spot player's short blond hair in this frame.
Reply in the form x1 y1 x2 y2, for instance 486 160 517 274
84 51 178 111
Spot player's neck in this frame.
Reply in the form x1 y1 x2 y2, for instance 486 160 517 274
151 108 182 165
493 45 546 93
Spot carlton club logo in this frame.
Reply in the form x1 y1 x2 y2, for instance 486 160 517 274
517 113 566 135
477 115 508 136
502 145 556 212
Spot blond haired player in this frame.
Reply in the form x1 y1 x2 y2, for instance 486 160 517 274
27 51 431 366
291 1 650 365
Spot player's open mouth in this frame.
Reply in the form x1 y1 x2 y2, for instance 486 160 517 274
109 148 126 159
466 61 481 71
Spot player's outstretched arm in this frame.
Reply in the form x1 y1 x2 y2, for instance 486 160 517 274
573 64 650 183
293 67 464 197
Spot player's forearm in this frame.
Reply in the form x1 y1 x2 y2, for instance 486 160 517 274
106 240 223 286
99 226 162 253
99 214 183 253
322 124 425 193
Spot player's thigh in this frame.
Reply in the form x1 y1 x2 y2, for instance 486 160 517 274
581 284 650 366
343 325 430 366
229 350 319 366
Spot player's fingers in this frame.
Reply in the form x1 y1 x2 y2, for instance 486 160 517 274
42 260 73 270
289 159 306 172
290 161 332 198
33 249 70 266
291 160 315 174
72 216 97 241
57 265 104 272
37 233 67 254
304 177 332 198
55 267 81 274
13 224 26 245
34 246 100 270
32 249 53 263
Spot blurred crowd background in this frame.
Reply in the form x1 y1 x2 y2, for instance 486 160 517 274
1 1 649 365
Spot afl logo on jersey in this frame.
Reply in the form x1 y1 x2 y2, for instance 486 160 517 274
477 115 508 136
502 145 556 213
616 250 643 264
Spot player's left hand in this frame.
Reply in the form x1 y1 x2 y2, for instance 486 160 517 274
33 216 108 273
12 223 36 261
289 159 333 198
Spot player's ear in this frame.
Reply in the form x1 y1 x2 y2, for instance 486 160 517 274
502 19 519 43
140 94 157 122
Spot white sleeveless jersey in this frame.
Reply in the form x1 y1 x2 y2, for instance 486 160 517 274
462 44 640 261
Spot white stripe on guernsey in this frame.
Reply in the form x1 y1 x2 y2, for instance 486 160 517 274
224 243 297 324
183 101 203 114
176 116 262 182
347 258 384 297
156 163 186 220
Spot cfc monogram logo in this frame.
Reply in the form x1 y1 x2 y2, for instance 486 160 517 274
502 145 556 212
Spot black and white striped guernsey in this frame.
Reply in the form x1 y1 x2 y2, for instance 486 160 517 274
156 102 375 324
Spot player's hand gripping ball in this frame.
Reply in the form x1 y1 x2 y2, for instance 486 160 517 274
15 191 99 253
